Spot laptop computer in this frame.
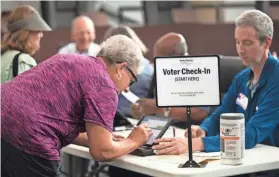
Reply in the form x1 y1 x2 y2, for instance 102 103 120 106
130 115 173 156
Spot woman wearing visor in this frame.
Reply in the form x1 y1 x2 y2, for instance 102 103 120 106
1 5 51 84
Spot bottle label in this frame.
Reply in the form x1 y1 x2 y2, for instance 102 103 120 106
220 119 244 160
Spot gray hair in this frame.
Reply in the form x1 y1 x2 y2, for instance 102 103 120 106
173 34 188 55
97 34 142 69
235 10 273 42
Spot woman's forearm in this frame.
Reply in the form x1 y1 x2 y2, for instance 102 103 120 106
98 138 138 162
73 133 89 146
86 122 149 162
74 132 139 161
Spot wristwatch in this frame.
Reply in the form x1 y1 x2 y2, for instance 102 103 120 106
164 107 172 117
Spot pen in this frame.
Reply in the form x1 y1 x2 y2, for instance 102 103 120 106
173 127 176 137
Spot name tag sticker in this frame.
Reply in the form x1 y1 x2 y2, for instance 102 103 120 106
236 93 248 110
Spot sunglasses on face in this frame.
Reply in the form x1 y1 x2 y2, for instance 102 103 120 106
116 62 138 86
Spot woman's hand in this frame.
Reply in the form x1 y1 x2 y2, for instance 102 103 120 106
152 137 188 155
128 123 152 146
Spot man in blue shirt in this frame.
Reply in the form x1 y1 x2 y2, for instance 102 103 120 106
153 10 279 159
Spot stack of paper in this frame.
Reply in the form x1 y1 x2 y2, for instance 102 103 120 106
193 151 220 160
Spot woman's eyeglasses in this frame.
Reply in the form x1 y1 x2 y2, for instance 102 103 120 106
126 67 137 86
116 62 137 86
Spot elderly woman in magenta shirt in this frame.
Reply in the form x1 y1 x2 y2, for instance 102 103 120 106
1 35 152 177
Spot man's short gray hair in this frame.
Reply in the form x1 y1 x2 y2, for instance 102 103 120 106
98 34 142 69
235 10 273 42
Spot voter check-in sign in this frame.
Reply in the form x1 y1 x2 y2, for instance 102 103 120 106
155 55 221 107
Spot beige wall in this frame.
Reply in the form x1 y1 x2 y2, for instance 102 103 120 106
190 0 256 23
191 1 224 23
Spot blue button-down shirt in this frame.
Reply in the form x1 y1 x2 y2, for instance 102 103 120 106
201 54 279 152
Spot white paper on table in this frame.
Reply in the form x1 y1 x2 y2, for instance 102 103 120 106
192 152 221 161
121 91 140 104
193 151 220 158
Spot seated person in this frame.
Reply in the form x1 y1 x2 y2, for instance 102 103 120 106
132 32 210 127
103 25 153 117
58 15 100 56
152 10 279 177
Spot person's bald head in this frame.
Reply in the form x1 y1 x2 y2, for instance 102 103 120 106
71 15 96 53
153 32 188 62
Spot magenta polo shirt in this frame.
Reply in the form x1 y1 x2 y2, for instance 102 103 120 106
1 54 118 160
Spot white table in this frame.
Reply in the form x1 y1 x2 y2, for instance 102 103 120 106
62 131 279 177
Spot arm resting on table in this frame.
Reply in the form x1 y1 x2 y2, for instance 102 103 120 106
73 133 89 147
86 122 138 162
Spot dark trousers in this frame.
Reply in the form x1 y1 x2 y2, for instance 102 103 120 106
1 139 61 177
